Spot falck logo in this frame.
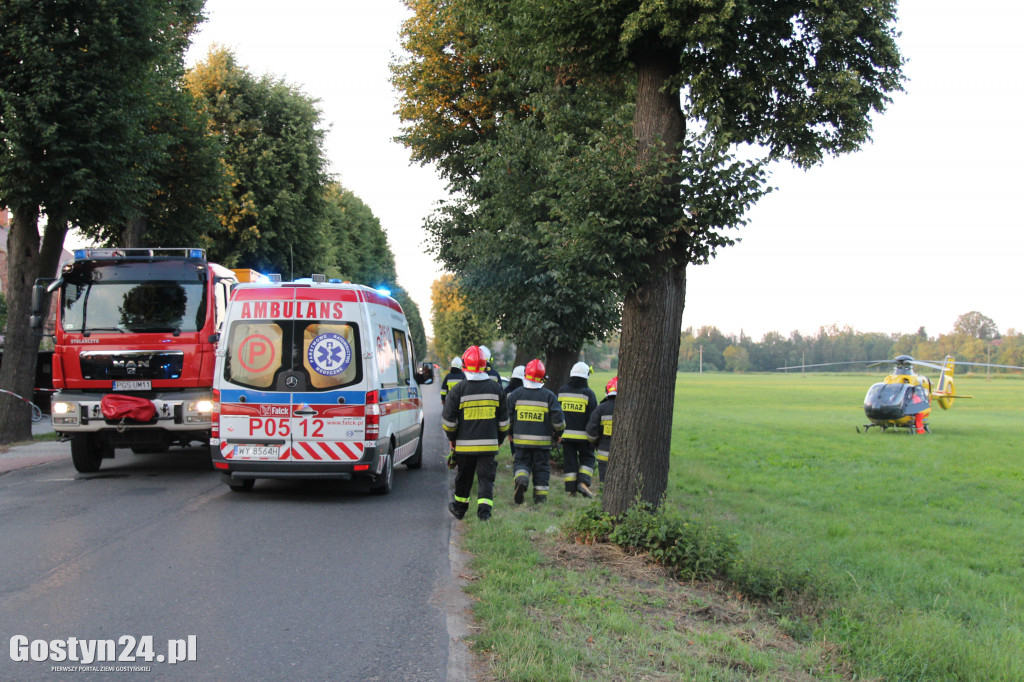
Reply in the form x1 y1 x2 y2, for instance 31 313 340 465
260 405 290 417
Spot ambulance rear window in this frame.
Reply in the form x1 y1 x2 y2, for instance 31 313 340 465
225 323 284 389
303 323 359 389
223 320 362 391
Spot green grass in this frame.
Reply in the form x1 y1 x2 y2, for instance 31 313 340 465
669 372 1024 680
458 372 1024 680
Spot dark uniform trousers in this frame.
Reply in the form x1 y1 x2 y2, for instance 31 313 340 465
560 439 596 493
453 454 498 514
513 447 551 502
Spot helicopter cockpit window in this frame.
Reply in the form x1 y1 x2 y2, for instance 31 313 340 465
865 383 907 407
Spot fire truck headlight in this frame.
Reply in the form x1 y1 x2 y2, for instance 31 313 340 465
51 401 80 425
190 399 214 413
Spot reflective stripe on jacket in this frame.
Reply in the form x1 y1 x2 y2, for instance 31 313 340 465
442 377 509 456
585 395 615 458
507 386 565 449
557 380 598 442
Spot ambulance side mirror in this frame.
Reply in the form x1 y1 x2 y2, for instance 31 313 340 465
414 365 433 385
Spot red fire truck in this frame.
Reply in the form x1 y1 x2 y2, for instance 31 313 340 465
31 248 237 472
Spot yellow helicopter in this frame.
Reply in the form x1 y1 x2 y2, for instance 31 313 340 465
779 355 1023 434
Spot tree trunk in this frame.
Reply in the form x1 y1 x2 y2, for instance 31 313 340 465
0 207 42 444
122 214 146 247
602 44 686 516
542 345 580 393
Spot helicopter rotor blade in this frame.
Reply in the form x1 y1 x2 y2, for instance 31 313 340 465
776 361 888 371
933 361 1024 371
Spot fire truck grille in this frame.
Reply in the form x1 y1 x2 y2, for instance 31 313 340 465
79 351 185 380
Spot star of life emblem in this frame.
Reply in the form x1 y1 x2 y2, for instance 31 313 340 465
307 333 352 377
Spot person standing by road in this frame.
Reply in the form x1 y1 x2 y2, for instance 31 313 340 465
439 356 464 406
507 359 565 504
557 362 598 498
442 346 509 521
585 376 617 486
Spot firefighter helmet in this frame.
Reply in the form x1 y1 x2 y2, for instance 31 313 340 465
511 365 526 381
462 346 487 373
605 377 618 396
450 357 463 369
524 359 546 383
479 345 492 362
570 361 591 379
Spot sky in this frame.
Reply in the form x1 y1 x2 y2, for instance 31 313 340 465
182 0 1024 342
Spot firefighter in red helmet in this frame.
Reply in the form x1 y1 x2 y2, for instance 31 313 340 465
506 359 565 504
585 376 617 486
442 345 509 521
557 361 598 497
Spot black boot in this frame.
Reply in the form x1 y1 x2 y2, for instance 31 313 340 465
448 501 468 520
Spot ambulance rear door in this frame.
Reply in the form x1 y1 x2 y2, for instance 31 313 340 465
219 286 367 465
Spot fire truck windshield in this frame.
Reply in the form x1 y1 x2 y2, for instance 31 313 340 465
61 260 208 334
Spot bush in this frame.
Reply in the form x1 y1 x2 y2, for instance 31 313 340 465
565 501 737 581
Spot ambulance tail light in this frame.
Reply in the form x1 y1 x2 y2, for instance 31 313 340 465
211 389 221 437
365 390 380 440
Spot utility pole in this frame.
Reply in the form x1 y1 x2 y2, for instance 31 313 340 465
699 345 703 375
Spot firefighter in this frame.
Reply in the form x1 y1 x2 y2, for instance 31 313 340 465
507 359 565 504
585 376 617 486
479 345 503 384
505 365 526 460
557 362 598 497
439 356 464 406
442 346 509 521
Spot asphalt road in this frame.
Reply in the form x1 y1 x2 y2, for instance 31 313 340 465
0 384 466 681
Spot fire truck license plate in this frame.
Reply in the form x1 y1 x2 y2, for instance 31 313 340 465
113 380 152 391
234 445 280 460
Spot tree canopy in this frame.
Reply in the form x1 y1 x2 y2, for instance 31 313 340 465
185 46 331 276
395 0 906 512
0 0 205 442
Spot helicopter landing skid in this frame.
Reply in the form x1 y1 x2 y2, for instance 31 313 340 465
857 422 930 434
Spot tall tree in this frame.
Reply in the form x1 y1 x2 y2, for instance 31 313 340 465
954 311 998 341
396 0 905 513
430 275 495 363
0 0 204 443
185 47 331 276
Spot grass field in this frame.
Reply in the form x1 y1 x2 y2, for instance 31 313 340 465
459 371 1024 680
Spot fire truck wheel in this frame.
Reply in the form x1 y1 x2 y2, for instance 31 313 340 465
228 478 255 492
70 434 103 473
369 445 394 496
405 423 424 470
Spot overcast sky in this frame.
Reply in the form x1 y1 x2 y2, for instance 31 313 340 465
185 0 1024 341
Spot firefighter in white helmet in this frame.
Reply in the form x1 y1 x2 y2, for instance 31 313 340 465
478 345 503 384
440 356 464 406
557 361 598 497
506 359 565 504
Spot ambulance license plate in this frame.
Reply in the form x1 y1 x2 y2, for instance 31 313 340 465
234 445 280 460
113 380 151 391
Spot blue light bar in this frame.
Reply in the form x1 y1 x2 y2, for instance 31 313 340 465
188 249 204 258
376 286 392 296
74 249 87 259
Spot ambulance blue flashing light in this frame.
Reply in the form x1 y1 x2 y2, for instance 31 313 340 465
74 249 87 259
188 249 204 259
375 285 392 296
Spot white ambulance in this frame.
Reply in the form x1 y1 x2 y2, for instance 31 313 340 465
211 277 432 493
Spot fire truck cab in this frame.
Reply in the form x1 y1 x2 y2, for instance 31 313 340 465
31 248 237 472
211 277 432 494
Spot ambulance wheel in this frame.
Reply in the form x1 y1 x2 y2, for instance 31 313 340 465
228 479 255 492
370 446 394 496
71 434 103 473
405 424 424 470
